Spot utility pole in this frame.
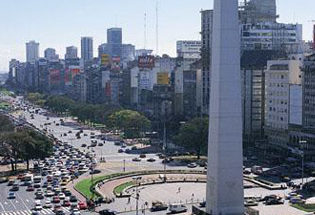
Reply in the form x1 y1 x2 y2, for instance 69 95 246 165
299 140 307 187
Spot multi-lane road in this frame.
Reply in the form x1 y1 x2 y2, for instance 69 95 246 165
0 97 201 215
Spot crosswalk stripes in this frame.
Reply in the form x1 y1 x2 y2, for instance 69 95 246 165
0 208 58 215
0 207 72 215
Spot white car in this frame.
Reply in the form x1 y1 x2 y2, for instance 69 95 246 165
34 201 42 211
44 200 52 208
58 193 66 199
71 208 81 215
46 190 55 197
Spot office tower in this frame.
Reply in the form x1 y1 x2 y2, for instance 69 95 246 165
65 46 78 59
81 37 93 62
176 40 202 59
107 28 122 57
44 48 58 61
26 40 39 63
206 0 244 214
201 10 213 114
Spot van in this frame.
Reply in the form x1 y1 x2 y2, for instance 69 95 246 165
169 204 187 213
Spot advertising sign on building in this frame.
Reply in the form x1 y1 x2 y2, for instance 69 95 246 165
157 72 169 85
49 69 60 86
138 55 155 69
139 71 151 90
101 54 110 66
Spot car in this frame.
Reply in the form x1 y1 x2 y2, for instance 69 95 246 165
81 144 87 148
0 177 8 184
34 183 41 188
290 197 305 204
64 190 72 196
71 208 81 215
118 149 124 153
53 204 62 212
10 185 19 191
34 201 42 211
35 194 44 199
26 185 35 192
44 199 53 208
31 210 40 215
150 201 168 212
7 192 15 199
46 190 55 197
132 157 141 162
70 195 78 202
265 198 284 205
59 193 66 199
187 163 198 168
169 204 187 213
99 209 118 215
147 158 156 162
245 199 258 206
139 154 146 158
63 200 71 207
78 201 88 210
98 143 104 146
53 196 61 203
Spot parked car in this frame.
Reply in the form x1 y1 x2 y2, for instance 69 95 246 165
132 157 141 162
150 201 168 212
147 158 156 162
187 163 197 168
99 209 118 215
169 204 187 213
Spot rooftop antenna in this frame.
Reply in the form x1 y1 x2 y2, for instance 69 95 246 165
156 0 159 56
144 12 147 50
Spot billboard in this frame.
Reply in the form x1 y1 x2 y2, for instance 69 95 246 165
101 54 110 66
49 69 61 86
65 67 80 85
157 72 169 85
138 55 155 69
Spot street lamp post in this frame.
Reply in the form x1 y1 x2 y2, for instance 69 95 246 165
133 176 142 215
299 140 307 187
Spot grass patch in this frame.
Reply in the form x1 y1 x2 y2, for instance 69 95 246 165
75 170 206 200
291 203 315 212
113 181 135 196
0 102 11 110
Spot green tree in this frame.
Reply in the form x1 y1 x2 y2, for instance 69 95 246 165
107 110 151 138
174 117 209 159
0 114 14 132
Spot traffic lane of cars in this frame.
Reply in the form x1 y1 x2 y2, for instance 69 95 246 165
0 178 38 213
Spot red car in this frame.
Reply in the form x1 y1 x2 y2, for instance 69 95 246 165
63 200 71 207
78 201 87 210
53 196 60 203
26 185 34 192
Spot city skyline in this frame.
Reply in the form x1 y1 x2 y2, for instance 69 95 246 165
0 0 313 72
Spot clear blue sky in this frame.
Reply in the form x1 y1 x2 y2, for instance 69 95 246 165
0 0 313 72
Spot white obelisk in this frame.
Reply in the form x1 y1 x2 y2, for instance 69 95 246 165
206 0 244 214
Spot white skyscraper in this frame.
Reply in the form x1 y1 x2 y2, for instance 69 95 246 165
206 0 244 214
26 40 39 63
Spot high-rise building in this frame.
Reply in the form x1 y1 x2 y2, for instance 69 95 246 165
241 22 303 53
176 40 202 59
240 0 277 24
26 40 39 63
122 44 135 62
107 28 122 57
65 46 78 59
81 37 93 63
265 59 302 150
98 43 109 58
44 48 58 61
206 0 244 214
200 10 213 114
303 55 315 129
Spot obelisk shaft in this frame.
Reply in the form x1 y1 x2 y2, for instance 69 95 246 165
206 0 244 214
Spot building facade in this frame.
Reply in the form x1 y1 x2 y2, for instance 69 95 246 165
26 41 39 63
81 37 93 63
107 28 122 58
176 40 201 59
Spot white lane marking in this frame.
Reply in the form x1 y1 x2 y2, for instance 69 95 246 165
0 202 5 212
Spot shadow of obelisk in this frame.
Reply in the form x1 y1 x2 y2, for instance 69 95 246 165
205 0 244 214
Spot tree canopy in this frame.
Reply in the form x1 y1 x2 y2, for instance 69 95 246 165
107 110 151 138
174 117 209 158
